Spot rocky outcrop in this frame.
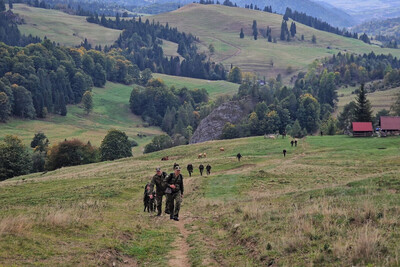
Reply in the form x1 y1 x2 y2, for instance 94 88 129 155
190 98 255 144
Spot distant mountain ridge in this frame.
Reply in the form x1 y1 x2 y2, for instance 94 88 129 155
352 16 400 38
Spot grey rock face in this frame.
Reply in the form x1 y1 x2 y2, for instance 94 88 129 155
190 99 254 144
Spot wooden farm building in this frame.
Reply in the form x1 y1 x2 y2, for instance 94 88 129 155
380 116 400 135
352 122 373 137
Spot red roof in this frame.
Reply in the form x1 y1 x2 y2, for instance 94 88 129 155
381 116 400 130
352 122 373 132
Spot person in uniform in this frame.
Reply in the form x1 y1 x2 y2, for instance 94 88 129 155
206 164 212 175
166 166 184 221
236 153 242 162
149 167 168 216
199 164 204 176
187 163 193 177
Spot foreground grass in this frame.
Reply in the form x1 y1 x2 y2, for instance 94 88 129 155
14 4 121 47
0 135 399 265
0 82 163 155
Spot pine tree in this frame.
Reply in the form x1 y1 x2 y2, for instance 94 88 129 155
8 0 12 10
0 0 5 12
82 90 93 115
239 28 244 39
355 84 372 122
252 20 258 40
290 22 296 37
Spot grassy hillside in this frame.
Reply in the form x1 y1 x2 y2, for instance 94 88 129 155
337 86 398 113
0 82 163 155
152 4 400 78
13 4 122 47
0 135 399 266
153 73 240 98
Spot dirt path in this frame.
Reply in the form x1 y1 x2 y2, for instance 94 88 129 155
168 213 191 267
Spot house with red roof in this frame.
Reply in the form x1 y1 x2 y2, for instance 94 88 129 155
380 116 400 135
352 122 373 137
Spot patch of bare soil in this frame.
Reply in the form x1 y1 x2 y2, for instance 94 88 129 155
168 216 191 267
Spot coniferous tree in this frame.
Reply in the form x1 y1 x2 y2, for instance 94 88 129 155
0 0 6 11
82 90 93 115
0 92 10 122
8 0 12 9
355 84 372 122
252 20 258 40
290 22 296 37
240 28 244 39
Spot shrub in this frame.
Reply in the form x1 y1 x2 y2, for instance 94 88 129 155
100 129 132 161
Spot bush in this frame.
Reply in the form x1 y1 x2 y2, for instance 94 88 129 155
100 129 132 161
128 138 139 147
45 139 99 171
144 135 173 153
0 135 32 180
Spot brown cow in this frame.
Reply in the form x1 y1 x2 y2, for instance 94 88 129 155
161 156 169 161
203 152 207 158
198 154 202 159
220 147 225 152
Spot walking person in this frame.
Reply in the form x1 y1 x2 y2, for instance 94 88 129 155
290 140 294 147
187 163 193 177
199 164 204 176
149 168 168 216
236 153 242 162
283 149 287 157
295 139 298 147
166 166 184 221
206 164 211 175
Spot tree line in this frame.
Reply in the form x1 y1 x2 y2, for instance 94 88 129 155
86 15 227 80
283 7 358 40
129 78 211 150
0 40 142 122
0 129 137 181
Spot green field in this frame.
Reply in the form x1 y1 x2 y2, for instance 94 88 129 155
0 82 163 155
153 73 240 98
13 4 122 47
0 135 399 266
152 4 400 78
337 86 399 113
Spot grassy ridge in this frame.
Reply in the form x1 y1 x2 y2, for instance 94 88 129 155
0 135 399 265
0 82 163 154
153 73 240 98
14 4 121 47
152 4 400 78
337 86 398 113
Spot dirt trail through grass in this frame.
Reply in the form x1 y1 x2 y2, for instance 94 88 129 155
168 214 191 267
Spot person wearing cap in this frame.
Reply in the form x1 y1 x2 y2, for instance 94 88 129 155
166 165 184 221
149 167 168 216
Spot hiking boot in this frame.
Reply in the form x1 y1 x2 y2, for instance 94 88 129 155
170 215 174 220
156 213 161 216
165 211 170 214
173 217 179 221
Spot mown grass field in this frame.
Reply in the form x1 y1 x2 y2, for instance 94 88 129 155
0 135 399 266
337 86 399 113
152 4 400 78
153 73 240 98
0 82 163 155
13 4 122 47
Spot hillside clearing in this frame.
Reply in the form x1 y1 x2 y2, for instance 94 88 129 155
0 82 162 155
152 4 400 78
13 4 121 47
0 135 399 266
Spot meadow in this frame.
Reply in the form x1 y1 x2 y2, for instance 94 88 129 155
0 82 162 155
152 4 400 78
337 86 398 113
0 135 399 266
13 4 122 47
153 73 240 98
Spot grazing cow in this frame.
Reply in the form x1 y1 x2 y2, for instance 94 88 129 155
203 152 207 158
198 153 203 159
220 147 225 152
236 153 242 162
283 149 287 157
161 156 169 161
268 135 276 139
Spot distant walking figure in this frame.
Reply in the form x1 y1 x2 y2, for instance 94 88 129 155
206 164 212 175
282 131 286 139
199 164 204 176
187 164 193 177
236 153 242 162
320 131 323 136
290 140 294 147
283 149 287 157
295 140 298 147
